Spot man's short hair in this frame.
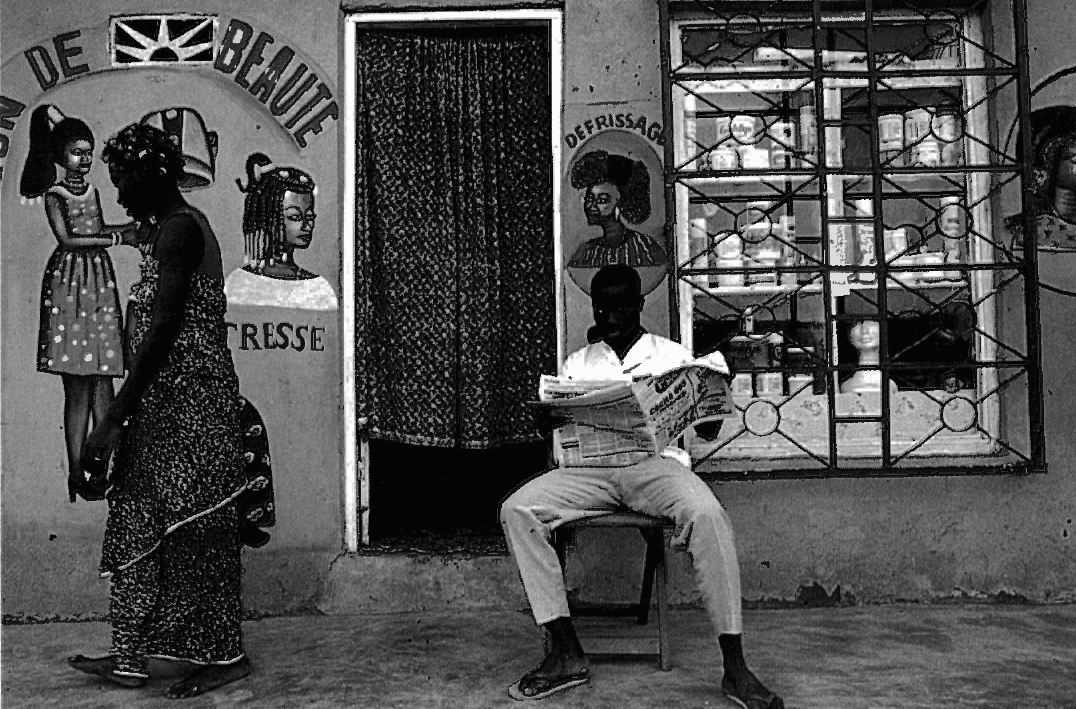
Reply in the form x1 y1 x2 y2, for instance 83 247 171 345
590 265 642 298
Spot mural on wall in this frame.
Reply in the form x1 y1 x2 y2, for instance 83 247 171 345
140 107 218 190
224 153 338 310
0 15 340 185
111 15 216 65
1004 67 1076 251
562 116 669 297
0 12 341 509
18 104 137 501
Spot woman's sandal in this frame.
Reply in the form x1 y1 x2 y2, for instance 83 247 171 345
67 655 148 688
165 656 253 699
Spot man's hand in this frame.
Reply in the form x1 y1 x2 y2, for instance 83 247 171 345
534 406 573 437
695 420 724 442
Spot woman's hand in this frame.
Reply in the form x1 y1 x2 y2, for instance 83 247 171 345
81 418 124 481
119 222 142 246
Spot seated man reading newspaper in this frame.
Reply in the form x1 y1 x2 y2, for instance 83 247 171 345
500 265 783 708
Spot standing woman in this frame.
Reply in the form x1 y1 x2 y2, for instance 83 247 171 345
69 122 252 699
19 104 137 502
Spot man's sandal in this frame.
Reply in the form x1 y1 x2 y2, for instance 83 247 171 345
721 678 784 709
508 668 590 701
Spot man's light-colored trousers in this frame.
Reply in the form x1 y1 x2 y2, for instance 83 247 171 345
499 455 743 635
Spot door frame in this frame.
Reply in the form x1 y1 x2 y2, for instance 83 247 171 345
342 9 565 549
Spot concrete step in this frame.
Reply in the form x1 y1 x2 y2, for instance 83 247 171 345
318 529 705 615
320 551 528 614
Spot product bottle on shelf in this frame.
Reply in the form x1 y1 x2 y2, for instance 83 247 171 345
697 112 717 171
689 217 710 285
905 108 935 167
939 196 963 280
933 111 961 167
711 116 733 170
854 199 877 284
799 102 816 168
785 345 816 396
779 216 798 286
769 120 794 169
826 194 851 290
756 331 785 397
878 114 905 167
920 251 946 281
822 87 843 169
735 114 769 171
883 227 908 263
754 243 782 286
713 144 739 171
683 93 698 170
714 231 745 288
742 202 776 285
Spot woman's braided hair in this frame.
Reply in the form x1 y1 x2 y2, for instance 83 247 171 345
236 153 315 269
101 122 185 182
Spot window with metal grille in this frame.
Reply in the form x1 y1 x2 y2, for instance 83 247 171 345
659 0 1046 477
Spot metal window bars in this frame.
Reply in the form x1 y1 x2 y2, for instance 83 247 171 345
658 0 1045 477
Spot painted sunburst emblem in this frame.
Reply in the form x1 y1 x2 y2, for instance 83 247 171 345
111 15 216 65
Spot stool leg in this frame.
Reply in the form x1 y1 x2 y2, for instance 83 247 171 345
656 533 671 671
552 529 568 571
638 529 659 625
552 528 573 614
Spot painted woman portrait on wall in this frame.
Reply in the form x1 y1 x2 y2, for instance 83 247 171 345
223 153 338 310
566 149 668 294
1001 63 1076 251
18 104 138 503
1005 106 1076 251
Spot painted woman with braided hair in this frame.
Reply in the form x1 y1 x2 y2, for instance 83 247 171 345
68 122 253 698
223 152 338 310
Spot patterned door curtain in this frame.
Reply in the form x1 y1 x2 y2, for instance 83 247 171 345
354 26 555 449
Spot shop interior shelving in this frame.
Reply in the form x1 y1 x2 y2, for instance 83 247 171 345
660 0 1044 475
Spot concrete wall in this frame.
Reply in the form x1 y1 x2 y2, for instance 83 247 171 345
1 0 344 616
2 0 1073 619
565 0 1076 606
560 0 671 353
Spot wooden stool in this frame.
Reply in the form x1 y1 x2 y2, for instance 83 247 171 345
551 510 673 670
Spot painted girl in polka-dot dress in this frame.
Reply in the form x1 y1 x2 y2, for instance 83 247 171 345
19 105 137 503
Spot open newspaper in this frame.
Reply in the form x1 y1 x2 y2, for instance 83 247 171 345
535 362 735 467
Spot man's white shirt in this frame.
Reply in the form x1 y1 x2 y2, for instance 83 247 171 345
559 333 729 467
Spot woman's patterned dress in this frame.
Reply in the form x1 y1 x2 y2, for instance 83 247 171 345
101 209 248 676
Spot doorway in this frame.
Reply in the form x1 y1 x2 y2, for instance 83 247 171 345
344 11 564 547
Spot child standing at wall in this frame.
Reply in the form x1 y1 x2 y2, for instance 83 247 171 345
19 104 137 503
